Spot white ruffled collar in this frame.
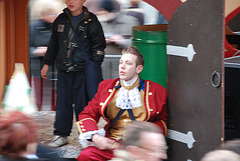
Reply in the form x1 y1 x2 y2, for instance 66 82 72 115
116 76 142 110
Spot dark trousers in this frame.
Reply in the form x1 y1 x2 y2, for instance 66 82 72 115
54 70 87 137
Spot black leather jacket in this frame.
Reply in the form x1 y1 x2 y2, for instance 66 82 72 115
44 7 106 71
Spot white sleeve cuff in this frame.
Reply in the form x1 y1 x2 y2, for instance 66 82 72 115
78 129 106 149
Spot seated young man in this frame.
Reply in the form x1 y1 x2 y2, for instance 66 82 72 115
76 46 167 161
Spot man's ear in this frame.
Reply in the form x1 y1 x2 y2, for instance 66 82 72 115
136 65 143 74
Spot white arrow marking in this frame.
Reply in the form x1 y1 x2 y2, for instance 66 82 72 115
167 129 196 149
167 44 196 61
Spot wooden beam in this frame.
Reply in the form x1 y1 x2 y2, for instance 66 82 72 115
5 0 15 85
0 1 6 102
14 0 30 79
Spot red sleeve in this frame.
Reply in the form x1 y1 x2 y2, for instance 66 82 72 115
148 81 168 135
76 79 118 134
77 81 105 134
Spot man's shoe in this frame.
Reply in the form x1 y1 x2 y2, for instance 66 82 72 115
47 135 67 148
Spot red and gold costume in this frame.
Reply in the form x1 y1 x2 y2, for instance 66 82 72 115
77 77 167 161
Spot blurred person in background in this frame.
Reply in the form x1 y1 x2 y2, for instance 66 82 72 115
201 150 240 161
83 0 102 14
123 0 144 25
0 111 63 161
110 121 168 161
219 139 240 155
29 0 66 109
96 0 140 56
29 0 66 70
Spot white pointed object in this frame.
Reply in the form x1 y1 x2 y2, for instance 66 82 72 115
2 63 37 115
167 129 196 149
167 44 196 61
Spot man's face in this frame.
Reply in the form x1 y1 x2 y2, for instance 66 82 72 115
66 0 86 16
119 53 143 81
137 132 168 161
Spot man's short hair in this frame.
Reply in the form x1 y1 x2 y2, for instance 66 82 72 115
122 46 145 67
122 121 162 148
201 150 240 161
0 111 38 158
220 139 240 155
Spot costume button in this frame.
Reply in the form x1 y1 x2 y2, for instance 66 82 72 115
80 125 84 128
88 19 92 21
79 122 83 124
85 21 88 24
157 112 159 114
149 92 153 95
82 129 86 131
100 102 104 106
150 109 154 112
108 89 113 92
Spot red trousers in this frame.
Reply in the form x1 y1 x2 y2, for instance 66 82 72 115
77 146 114 161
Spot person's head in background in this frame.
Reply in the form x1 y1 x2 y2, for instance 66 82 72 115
121 121 167 161
201 150 240 161
96 0 120 20
220 139 240 155
83 0 102 14
100 0 118 12
0 111 38 159
30 0 66 23
119 46 144 81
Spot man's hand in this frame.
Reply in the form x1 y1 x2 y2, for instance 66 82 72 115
33 46 48 57
106 34 125 46
92 134 116 150
41 64 49 79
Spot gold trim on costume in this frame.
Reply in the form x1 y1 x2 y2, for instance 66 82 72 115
161 120 167 136
76 118 97 134
78 118 97 122
101 81 120 118
145 81 151 120
76 123 82 133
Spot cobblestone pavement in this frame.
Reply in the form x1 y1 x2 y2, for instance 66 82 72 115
33 111 106 159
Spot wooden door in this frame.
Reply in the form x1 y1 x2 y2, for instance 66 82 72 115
167 0 224 160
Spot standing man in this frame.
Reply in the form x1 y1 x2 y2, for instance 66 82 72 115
77 46 167 160
41 0 106 148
